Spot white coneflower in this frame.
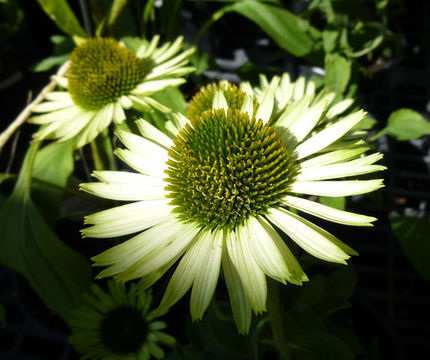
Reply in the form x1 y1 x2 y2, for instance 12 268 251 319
81 76 385 333
29 36 195 148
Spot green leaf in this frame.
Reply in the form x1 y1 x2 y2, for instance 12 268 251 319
324 54 351 94
319 196 346 210
322 29 339 53
291 332 355 360
160 0 183 40
32 141 74 220
36 0 87 38
391 216 430 280
31 35 74 72
382 109 430 141
0 144 92 322
229 0 315 57
96 0 130 36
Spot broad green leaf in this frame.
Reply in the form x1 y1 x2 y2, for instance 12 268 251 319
96 0 130 36
319 196 346 210
291 332 355 360
324 54 351 94
32 141 74 220
322 29 339 53
0 144 91 322
160 0 183 40
36 0 87 38
229 0 315 57
391 217 430 280
382 109 430 141
32 54 70 72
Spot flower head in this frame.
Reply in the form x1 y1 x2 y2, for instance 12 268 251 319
29 36 195 148
81 75 385 333
69 280 174 359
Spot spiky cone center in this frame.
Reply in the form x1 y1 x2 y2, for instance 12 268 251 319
186 81 256 121
68 38 146 110
165 109 296 229
100 305 148 354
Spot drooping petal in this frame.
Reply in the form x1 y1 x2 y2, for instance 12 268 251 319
245 216 307 285
227 226 267 313
267 207 357 263
299 147 370 168
136 119 174 149
222 232 252 334
190 228 223 320
282 195 376 226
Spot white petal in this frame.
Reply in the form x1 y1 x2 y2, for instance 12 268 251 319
293 76 306 100
282 195 376 226
240 94 254 119
275 95 312 128
112 102 126 124
153 36 183 64
221 234 252 334
31 98 74 112
93 217 187 277
295 110 366 160
91 170 165 187
190 228 223 320
159 229 210 311
80 182 166 201
137 35 160 58
44 91 70 102
255 77 279 124
327 98 354 119
29 105 81 125
133 78 185 95
290 179 384 197
136 119 174 149
246 217 307 284
212 89 228 113
117 221 200 281
267 208 356 263
116 129 168 161
289 99 328 142
227 226 267 313
52 75 68 88
300 147 370 168
116 148 168 178
82 199 172 238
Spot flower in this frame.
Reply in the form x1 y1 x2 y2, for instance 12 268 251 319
29 36 195 148
80 75 385 333
69 280 175 360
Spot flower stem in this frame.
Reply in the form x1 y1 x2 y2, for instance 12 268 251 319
0 61 70 154
267 280 292 360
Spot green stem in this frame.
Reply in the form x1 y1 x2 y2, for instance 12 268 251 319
267 280 292 360
142 0 156 38
90 130 115 171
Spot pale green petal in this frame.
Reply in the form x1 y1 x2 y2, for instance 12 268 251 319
159 229 209 311
240 94 254 119
296 110 367 160
190 228 223 320
112 102 126 124
275 95 312 128
289 99 328 142
305 79 316 97
136 119 174 149
300 147 370 168
80 181 166 201
143 97 172 113
128 95 152 112
133 78 185 95
115 129 168 174
293 76 305 100
257 216 308 284
137 35 160 58
115 148 168 178
282 195 376 226
92 217 186 274
119 95 133 109
327 98 354 119
239 81 253 96
227 226 267 313
212 89 228 112
82 199 171 238
52 75 68 88
246 216 307 284
255 77 279 124
267 208 356 263
91 170 164 186
31 97 74 112
44 91 70 102
153 36 183 64
29 104 82 125
290 179 384 197
221 233 252 334
117 222 200 281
